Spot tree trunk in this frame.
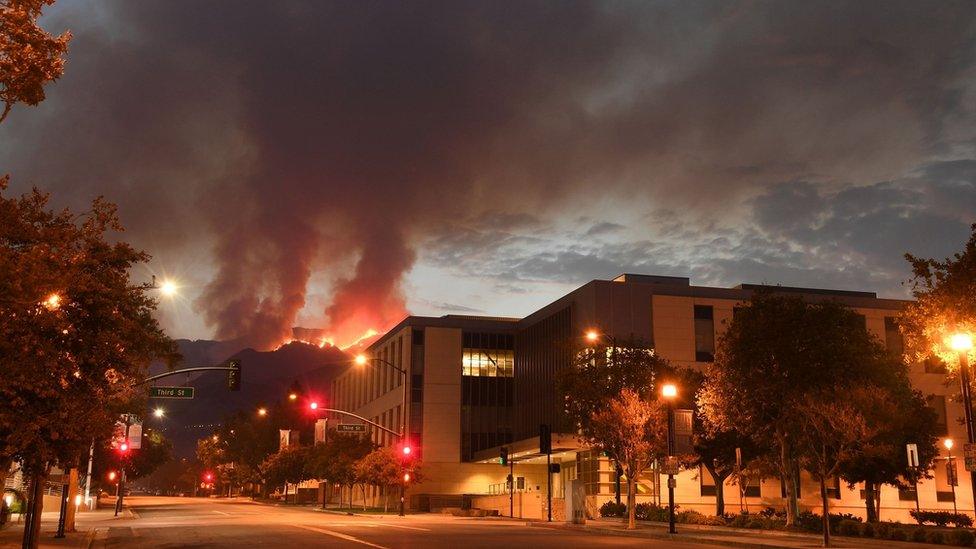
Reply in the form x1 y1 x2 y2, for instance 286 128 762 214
778 436 798 526
23 468 48 549
361 485 367 511
715 477 726 517
0 461 9 525
65 468 79 532
863 481 878 523
819 477 830 548
626 475 636 529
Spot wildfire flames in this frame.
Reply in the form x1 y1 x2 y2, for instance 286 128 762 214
275 328 380 352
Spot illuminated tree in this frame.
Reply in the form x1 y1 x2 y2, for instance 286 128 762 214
902 224 976 363
0 179 177 546
0 0 71 123
699 291 907 526
355 446 423 512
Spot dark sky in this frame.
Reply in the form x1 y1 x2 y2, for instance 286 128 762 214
2 1 975 348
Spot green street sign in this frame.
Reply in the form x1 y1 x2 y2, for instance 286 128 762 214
337 424 366 433
150 386 195 399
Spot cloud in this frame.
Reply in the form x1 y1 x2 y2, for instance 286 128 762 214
2 1 975 343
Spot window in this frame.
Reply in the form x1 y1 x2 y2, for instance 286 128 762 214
826 477 841 499
411 374 423 403
462 332 515 377
898 487 918 501
412 328 424 346
884 317 904 357
700 466 717 497
927 395 948 435
694 305 715 362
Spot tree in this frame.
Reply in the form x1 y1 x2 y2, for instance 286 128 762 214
306 432 374 508
699 291 907 526
0 181 178 547
92 430 173 483
0 0 71 123
558 342 675 529
355 446 424 512
195 437 225 471
837 368 940 522
794 387 874 548
902 224 976 366
259 445 309 500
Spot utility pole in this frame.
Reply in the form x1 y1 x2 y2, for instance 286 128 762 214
509 459 514 518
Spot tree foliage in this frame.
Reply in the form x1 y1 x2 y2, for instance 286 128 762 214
902 223 976 365
699 291 929 526
0 0 71 123
558 341 674 529
0 180 178 476
259 445 310 487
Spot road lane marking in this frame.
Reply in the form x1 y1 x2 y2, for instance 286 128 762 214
293 524 389 548
363 522 431 532
212 510 231 515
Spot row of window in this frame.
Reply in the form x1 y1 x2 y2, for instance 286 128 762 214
462 349 515 377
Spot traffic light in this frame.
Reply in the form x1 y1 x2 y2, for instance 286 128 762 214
118 441 129 454
401 444 413 457
500 446 508 466
227 360 241 391
203 472 213 482
539 424 551 455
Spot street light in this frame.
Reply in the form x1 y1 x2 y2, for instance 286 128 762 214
356 353 409 516
153 407 165 418
945 438 958 514
257 407 268 417
949 332 976 514
43 293 61 311
159 280 178 297
662 383 678 535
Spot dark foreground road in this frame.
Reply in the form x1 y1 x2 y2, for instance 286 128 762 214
83 496 727 548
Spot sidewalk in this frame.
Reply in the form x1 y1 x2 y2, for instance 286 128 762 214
0 501 132 548
532 518 948 549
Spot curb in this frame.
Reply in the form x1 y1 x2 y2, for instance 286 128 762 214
530 522 797 549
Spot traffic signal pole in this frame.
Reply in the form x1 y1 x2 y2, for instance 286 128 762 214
509 459 514 518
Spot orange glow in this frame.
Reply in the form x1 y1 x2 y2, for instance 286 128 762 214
950 333 973 352
257 407 268 417
43 293 61 310
288 392 298 401
108 471 117 481
274 328 380 352
661 384 678 399
355 354 368 366
585 329 599 343
403 473 410 482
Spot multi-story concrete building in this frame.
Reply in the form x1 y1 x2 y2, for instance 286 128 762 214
331 274 965 521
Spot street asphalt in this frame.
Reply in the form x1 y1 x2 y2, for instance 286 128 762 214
77 496 728 548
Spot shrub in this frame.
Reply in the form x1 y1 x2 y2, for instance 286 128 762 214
911 509 972 528
758 507 785 519
859 522 875 538
836 519 861 537
890 529 908 541
871 522 889 539
948 529 975 547
913 529 931 543
599 501 626 518
747 519 764 529
794 511 823 532
927 530 946 545
677 510 726 526
729 513 752 528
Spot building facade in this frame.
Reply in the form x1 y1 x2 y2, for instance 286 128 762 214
331 274 966 521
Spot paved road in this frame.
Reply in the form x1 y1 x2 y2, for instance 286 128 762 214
83 496 726 548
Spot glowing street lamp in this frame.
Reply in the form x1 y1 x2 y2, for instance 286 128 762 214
257 407 268 417
43 293 62 311
354 354 368 366
159 279 178 297
585 330 600 343
662 382 678 534
153 408 165 418
948 332 976 513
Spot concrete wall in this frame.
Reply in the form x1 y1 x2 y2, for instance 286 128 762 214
422 328 462 463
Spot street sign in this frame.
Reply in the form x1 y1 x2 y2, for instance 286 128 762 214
907 443 919 467
660 456 681 475
149 386 194 399
964 443 976 472
127 423 143 450
337 424 366 433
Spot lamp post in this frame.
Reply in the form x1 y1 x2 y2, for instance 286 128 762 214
356 354 409 516
662 383 678 535
585 329 623 505
945 438 958 515
950 333 975 514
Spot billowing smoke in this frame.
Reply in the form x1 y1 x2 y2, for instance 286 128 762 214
1 1 974 349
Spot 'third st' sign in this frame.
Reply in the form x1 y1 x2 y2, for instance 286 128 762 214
337 424 366 433
149 386 195 399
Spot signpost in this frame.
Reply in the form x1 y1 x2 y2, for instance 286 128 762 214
149 386 195 399
907 443 920 467
964 443 976 472
337 424 366 433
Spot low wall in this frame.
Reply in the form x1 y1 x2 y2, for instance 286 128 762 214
471 493 566 520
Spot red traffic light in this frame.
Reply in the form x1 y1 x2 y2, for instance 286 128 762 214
203 472 213 482
118 442 129 453
402 445 412 456
309 401 319 410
